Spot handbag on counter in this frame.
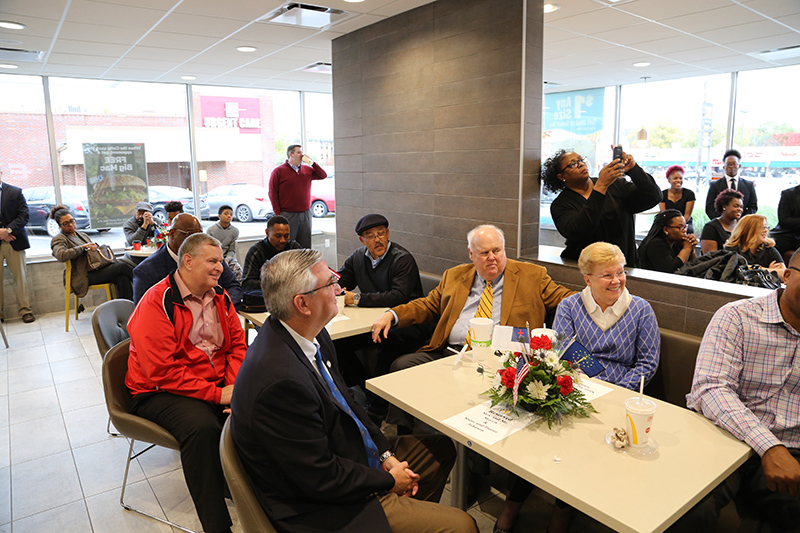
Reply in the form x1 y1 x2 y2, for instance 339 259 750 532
86 244 117 271
735 264 782 290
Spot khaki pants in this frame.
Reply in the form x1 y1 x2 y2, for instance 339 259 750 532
0 241 31 317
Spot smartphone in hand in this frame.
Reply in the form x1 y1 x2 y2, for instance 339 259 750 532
612 145 623 162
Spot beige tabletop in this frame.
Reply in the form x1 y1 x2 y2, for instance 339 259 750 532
126 246 158 257
239 305 388 341
366 355 752 533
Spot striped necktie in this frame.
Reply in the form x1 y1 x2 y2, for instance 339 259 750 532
467 280 492 345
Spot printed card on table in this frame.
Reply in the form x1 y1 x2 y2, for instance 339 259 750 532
443 401 540 446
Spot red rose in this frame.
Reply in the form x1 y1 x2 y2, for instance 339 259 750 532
530 335 552 351
501 367 517 388
557 375 573 395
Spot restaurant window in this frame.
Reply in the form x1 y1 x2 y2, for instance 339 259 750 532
303 92 335 219
732 65 800 228
540 87 616 235
46 77 191 248
0 74 56 257
619 74 730 234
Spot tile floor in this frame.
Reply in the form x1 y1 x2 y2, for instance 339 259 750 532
0 308 613 533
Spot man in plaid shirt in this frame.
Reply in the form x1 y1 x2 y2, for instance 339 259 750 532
675 254 800 530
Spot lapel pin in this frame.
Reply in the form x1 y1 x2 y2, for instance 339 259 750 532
326 360 331 368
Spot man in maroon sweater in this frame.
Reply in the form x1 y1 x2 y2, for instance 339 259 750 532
268 144 327 248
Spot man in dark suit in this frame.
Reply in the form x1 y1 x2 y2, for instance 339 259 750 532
0 170 34 323
132 213 243 306
230 249 476 533
705 149 758 219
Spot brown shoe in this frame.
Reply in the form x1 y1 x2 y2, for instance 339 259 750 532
21 313 35 323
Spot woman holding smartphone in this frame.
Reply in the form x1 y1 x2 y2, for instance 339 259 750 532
544 146 662 266
50 205 134 302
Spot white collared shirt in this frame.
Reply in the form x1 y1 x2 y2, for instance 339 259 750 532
580 286 632 331
280 319 327 378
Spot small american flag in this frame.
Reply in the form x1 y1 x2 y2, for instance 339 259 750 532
512 353 530 406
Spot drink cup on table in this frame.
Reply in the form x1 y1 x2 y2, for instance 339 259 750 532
624 397 657 447
132 241 142 251
335 294 345 316
468 317 493 361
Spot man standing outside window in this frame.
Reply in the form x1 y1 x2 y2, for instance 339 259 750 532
0 168 35 323
268 145 327 248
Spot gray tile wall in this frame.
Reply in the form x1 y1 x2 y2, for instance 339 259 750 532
332 0 544 273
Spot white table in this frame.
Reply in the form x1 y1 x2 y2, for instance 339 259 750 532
366 355 752 533
240 305 388 340
126 246 158 258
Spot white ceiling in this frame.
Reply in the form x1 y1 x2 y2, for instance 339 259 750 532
0 0 798 93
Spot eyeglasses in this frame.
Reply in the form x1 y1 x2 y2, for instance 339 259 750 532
362 229 387 241
559 157 587 173
299 275 340 296
589 270 627 281
60 219 77 227
666 224 687 230
789 266 800 275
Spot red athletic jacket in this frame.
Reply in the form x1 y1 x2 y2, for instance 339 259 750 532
125 272 247 404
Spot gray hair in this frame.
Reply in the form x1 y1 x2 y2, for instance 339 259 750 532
178 233 221 268
261 249 323 320
467 224 505 251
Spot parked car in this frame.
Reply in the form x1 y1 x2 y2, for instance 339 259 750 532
310 174 335 217
204 184 273 222
148 185 210 223
23 186 92 237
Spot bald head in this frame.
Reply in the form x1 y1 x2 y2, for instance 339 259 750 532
169 213 203 253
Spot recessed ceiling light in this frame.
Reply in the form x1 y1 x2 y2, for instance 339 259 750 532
633 62 650 67
236 46 257 53
181 75 196 80
0 64 19 69
544 4 560 13
0 21 26 30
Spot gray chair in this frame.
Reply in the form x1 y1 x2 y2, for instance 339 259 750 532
92 299 135 436
219 418 278 533
91 299 134 357
101 339 198 533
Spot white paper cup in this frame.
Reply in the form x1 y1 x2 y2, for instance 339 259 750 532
625 397 657 447
336 294 345 315
469 317 493 361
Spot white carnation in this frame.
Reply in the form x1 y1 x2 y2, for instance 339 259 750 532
544 352 561 369
526 379 550 401
492 372 503 389
498 352 510 365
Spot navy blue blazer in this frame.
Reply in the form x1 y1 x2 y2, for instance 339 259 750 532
0 182 31 251
230 317 394 533
132 244 243 306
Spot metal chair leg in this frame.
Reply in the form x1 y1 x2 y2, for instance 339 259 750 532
120 438 199 533
0 320 8 348
106 416 121 437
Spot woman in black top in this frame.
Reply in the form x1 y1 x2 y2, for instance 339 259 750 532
658 164 696 234
638 209 698 273
725 214 786 278
544 147 661 266
700 189 743 255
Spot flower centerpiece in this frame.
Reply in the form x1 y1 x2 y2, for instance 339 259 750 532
151 222 169 247
483 332 597 428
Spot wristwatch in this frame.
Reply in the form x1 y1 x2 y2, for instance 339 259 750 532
352 292 361 305
6 228 11 234
379 450 395 463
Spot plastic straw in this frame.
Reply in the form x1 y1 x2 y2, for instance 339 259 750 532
639 375 645 404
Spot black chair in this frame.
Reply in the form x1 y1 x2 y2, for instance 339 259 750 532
101 339 198 533
92 299 135 436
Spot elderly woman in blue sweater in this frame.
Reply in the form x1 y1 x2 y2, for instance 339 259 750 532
494 241 660 533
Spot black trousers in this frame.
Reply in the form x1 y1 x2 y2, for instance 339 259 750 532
130 391 231 533
668 447 800 532
88 261 133 301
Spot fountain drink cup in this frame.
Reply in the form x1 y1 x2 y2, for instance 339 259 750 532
625 397 657 447
468 317 493 361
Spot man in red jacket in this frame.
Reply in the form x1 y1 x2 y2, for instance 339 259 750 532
126 232 246 533
268 144 327 248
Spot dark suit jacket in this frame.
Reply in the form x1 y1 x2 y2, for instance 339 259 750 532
772 184 800 236
0 182 30 251
131 244 243 305
705 176 757 219
230 317 394 533
392 259 574 352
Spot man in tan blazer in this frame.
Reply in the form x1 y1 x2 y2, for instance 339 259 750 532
372 224 574 432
